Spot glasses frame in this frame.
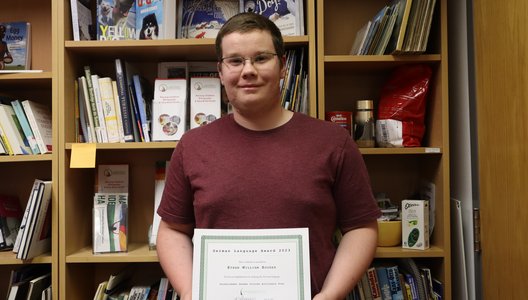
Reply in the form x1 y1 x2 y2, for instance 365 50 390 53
220 52 278 71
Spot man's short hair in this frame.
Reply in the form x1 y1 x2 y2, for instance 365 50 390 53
215 12 285 62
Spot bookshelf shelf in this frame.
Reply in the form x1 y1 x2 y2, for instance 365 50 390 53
359 147 442 155
375 246 445 258
0 252 52 265
66 244 158 263
0 154 53 163
65 142 177 150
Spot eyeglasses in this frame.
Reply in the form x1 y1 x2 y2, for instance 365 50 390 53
220 52 278 71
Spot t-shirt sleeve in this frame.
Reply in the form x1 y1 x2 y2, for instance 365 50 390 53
157 141 195 225
333 137 381 230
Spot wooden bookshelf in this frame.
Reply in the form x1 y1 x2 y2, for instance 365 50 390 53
0 0 58 299
317 0 450 298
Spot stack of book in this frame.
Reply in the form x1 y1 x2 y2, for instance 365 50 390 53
0 99 52 156
280 48 309 114
350 0 437 55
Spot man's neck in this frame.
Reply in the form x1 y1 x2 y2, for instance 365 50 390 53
233 107 294 131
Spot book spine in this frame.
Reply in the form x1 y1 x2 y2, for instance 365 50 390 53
11 100 40 154
367 267 382 300
83 66 101 138
91 74 109 143
21 101 51 154
98 77 121 143
114 59 135 142
111 80 126 142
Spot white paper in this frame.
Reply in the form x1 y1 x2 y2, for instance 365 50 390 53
192 228 311 300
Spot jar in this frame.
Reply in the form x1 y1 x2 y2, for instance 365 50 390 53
354 100 375 147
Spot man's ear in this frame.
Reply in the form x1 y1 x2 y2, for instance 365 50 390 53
280 55 287 79
217 62 225 85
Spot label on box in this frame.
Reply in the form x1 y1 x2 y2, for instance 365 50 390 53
402 199 430 250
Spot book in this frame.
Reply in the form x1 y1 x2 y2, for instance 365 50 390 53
16 180 52 260
70 0 93 41
132 74 152 142
350 21 372 55
0 104 32 155
112 80 126 142
149 161 168 250
386 265 405 300
151 78 187 141
0 22 31 70
25 272 51 300
20 100 53 154
366 267 382 300
79 76 97 143
103 266 132 299
114 59 135 142
375 266 392 300
178 0 239 39
12 180 41 254
189 75 221 129
98 77 121 143
0 194 23 251
240 0 304 36
83 66 104 142
93 193 128 253
135 0 177 39
387 0 414 54
11 100 41 154
156 277 169 300
91 73 110 142
97 0 136 40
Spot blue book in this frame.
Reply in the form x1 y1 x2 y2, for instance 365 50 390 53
132 75 152 142
10 100 40 154
0 22 31 70
376 267 392 300
386 265 405 300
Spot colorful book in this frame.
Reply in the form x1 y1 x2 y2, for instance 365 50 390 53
178 0 239 39
0 22 31 70
240 0 304 36
0 104 32 155
20 100 53 154
132 74 152 142
11 99 39 154
97 0 136 40
136 0 177 39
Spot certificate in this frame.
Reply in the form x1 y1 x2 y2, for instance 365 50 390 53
192 228 311 300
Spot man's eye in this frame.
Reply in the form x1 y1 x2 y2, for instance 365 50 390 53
254 55 268 63
227 58 244 65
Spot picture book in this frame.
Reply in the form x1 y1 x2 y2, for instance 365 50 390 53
151 78 187 141
178 0 239 39
97 0 136 40
93 193 128 253
135 0 177 39
240 0 304 36
0 22 31 70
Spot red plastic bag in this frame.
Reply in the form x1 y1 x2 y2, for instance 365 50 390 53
376 64 432 147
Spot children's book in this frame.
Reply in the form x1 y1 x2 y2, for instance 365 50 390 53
240 0 304 36
135 0 177 39
0 22 31 70
178 0 239 39
97 0 136 40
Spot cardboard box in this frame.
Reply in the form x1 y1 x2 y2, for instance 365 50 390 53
402 199 430 250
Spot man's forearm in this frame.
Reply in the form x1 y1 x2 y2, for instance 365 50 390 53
157 220 194 300
315 221 378 300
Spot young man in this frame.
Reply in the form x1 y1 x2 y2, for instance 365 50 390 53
157 13 381 300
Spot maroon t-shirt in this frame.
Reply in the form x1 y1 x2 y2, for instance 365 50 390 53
158 112 381 296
